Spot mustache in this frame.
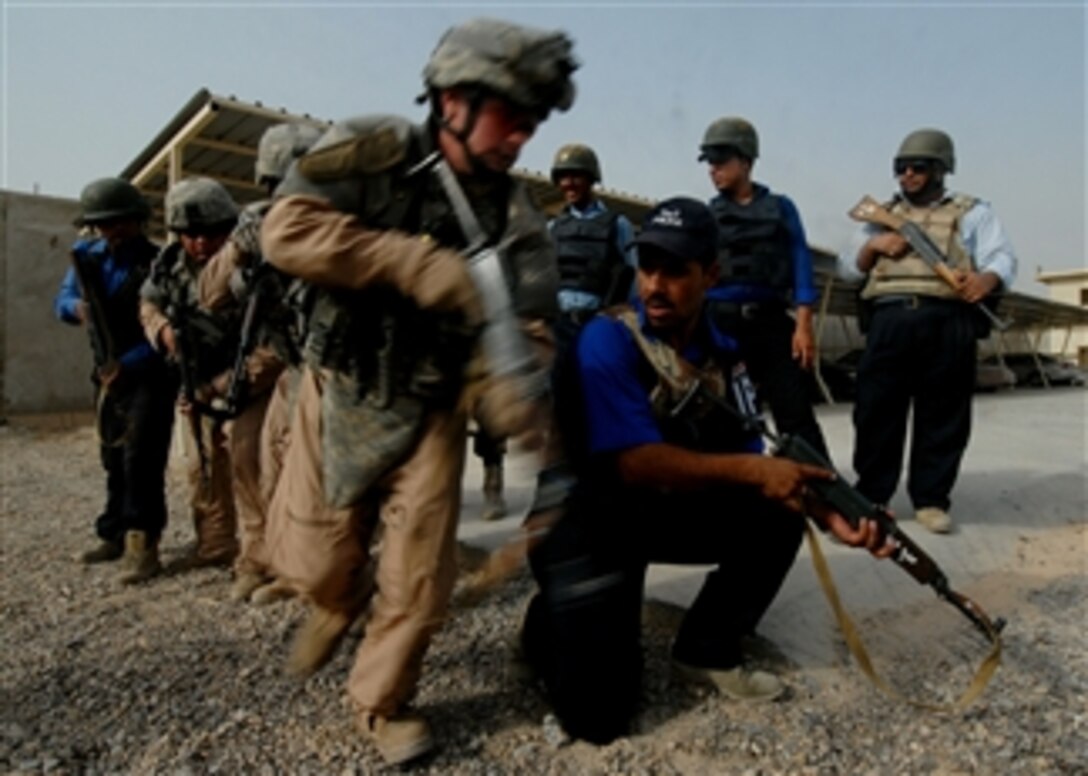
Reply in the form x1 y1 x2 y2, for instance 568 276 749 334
644 294 674 309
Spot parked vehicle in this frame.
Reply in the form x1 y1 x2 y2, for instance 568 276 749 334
981 353 1086 388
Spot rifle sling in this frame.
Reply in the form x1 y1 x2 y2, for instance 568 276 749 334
804 520 1002 711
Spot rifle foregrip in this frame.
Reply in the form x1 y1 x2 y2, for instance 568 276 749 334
774 434 942 587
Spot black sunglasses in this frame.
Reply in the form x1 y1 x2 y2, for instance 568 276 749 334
894 158 933 176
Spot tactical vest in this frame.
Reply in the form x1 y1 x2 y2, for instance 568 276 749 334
276 114 559 507
710 192 793 295
145 243 238 385
230 200 306 367
610 308 761 454
79 236 159 367
551 208 621 298
861 193 977 300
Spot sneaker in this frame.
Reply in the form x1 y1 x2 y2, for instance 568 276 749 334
230 571 270 602
915 507 952 534
286 606 355 677
358 710 434 766
80 539 123 564
118 531 162 586
671 658 784 702
250 578 296 606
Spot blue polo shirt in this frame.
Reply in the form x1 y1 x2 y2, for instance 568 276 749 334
576 303 763 455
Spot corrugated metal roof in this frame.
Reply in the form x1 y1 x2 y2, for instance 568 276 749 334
120 89 1087 333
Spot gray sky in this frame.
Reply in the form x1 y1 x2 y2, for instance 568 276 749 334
2 1 1084 294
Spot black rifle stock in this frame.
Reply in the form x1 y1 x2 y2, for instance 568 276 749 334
70 247 118 375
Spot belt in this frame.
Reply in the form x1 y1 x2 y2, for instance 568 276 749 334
711 300 786 320
873 294 959 310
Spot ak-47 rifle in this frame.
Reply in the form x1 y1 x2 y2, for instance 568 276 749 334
70 243 118 380
667 372 1006 644
849 195 1010 332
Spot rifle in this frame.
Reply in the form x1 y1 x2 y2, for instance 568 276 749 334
70 244 118 379
671 372 1006 643
218 263 279 417
848 195 1009 332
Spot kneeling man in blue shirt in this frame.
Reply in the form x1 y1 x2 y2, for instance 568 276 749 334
521 196 893 744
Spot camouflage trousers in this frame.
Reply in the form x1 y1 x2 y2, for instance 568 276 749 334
227 390 273 577
265 366 466 715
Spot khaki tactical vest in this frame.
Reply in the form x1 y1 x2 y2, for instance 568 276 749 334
861 193 977 300
609 307 761 453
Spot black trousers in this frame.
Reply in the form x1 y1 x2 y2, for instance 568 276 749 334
709 302 831 462
523 480 803 743
852 300 977 510
95 364 178 544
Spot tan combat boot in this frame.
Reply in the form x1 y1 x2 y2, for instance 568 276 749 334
358 710 434 766
80 539 123 564
249 578 296 606
481 463 507 521
286 605 357 677
118 531 162 585
229 570 270 602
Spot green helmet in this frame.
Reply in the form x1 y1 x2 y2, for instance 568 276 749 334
164 177 239 232
896 128 955 173
551 143 601 183
255 122 325 185
699 116 759 160
77 177 150 225
422 17 578 116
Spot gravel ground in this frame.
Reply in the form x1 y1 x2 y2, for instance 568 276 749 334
1 416 1085 775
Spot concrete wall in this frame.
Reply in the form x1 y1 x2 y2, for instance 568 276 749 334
0 189 94 418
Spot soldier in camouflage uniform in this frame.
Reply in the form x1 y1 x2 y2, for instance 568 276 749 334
196 123 323 603
260 17 577 765
140 177 242 571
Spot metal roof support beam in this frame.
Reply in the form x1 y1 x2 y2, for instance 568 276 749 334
189 136 258 157
130 102 218 188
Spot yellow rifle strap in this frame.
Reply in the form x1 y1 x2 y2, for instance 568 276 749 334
804 520 1002 711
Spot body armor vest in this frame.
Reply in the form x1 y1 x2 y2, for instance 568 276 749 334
551 208 621 297
610 308 761 454
79 236 158 367
147 243 238 385
710 193 793 296
862 193 977 300
275 114 559 507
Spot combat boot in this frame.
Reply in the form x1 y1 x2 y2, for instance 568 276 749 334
118 531 162 585
481 463 507 521
229 570 270 602
286 605 357 677
250 578 296 606
671 658 784 702
80 539 123 564
357 709 434 766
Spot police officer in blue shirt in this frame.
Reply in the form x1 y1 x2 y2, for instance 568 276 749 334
54 178 177 584
520 196 892 744
699 117 830 460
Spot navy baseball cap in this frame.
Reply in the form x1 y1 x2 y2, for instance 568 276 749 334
632 196 719 266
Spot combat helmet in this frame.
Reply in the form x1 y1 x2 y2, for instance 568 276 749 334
77 177 150 225
699 117 759 161
551 143 601 184
896 128 955 173
164 177 239 232
255 123 325 186
422 17 578 117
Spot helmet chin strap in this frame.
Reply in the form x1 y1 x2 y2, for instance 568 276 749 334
435 88 490 178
